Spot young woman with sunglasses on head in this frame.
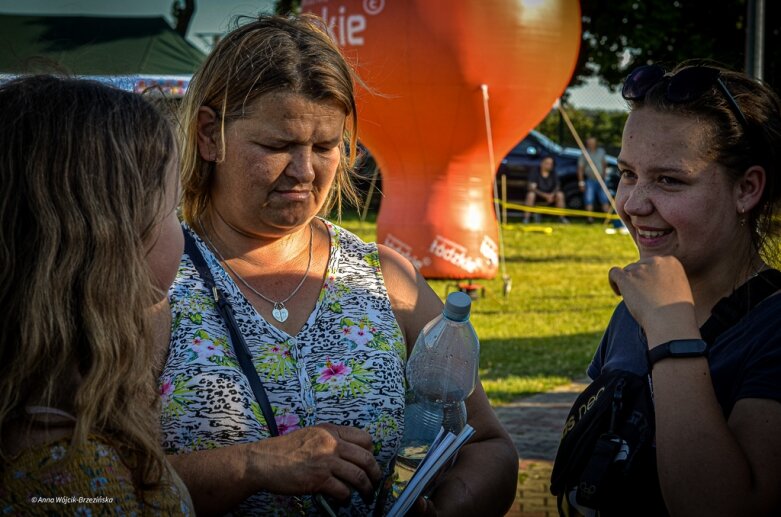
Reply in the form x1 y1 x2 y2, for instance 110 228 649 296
580 62 781 515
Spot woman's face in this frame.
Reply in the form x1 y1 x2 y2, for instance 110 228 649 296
616 108 745 278
145 161 184 298
205 91 346 237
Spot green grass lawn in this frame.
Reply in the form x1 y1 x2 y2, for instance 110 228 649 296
333 212 639 406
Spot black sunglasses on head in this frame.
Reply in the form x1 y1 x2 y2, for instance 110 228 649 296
622 64 749 128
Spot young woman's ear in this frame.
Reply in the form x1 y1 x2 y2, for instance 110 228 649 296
734 165 766 214
196 106 220 162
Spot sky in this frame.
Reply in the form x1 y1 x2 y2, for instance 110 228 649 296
0 0 627 111
567 77 627 112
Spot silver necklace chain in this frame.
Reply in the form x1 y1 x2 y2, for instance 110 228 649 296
199 219 314 323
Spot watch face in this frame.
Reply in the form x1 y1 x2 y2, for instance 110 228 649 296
669 339 707 355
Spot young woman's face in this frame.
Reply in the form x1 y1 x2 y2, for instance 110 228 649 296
616 108 745 279
145 161 183 298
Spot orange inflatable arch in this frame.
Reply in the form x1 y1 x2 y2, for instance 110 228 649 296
303 0 581 279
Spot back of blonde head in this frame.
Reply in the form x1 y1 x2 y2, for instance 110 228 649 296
179 14 361 224
0 76 175 487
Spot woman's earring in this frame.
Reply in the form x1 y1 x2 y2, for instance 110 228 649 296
739 206 746 227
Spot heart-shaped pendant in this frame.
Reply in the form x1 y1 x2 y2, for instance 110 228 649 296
272 305 289 323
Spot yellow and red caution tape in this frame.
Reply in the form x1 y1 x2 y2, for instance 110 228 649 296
495 199 622 220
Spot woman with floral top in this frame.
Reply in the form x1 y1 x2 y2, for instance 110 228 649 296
158 14 518 516
0 76 190 514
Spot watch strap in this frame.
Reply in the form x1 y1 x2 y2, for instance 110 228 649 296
648 338 708 366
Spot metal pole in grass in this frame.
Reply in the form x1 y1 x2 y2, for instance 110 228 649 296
481 84 512 296
501 174 508 226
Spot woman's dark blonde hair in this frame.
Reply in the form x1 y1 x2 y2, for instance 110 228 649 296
0 75 175 487
628 61 781 264
179 13 361 225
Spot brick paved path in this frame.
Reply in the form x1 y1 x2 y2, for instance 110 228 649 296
494 380 589 516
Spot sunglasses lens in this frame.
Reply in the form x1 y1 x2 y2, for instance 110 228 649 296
622 65 750 130
666 66 721 102
622 65 665 101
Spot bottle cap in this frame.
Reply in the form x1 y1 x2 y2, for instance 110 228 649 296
443 291 471 321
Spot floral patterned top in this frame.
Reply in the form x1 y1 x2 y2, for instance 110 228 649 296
160 220 407 515
1 436 193 516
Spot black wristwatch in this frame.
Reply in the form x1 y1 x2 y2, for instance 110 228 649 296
648 339 708 366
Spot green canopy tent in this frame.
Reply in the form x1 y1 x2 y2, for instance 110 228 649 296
0 14 205 75
0 14 206 96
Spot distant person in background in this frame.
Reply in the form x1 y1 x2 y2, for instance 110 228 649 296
523 155 569 223
577 135 610 222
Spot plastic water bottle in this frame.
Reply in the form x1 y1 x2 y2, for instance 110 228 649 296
396 291 480 471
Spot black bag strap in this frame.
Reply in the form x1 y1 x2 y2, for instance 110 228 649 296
185 228 340 516
574 375 632 507
576 433 622 507
700 268 781 345
184 228 280 437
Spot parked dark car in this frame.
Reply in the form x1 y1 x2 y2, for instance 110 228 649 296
353 131 619 214
496 130 618 210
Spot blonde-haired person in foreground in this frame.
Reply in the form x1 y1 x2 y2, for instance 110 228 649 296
0 75 191 514
157 13 518 516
